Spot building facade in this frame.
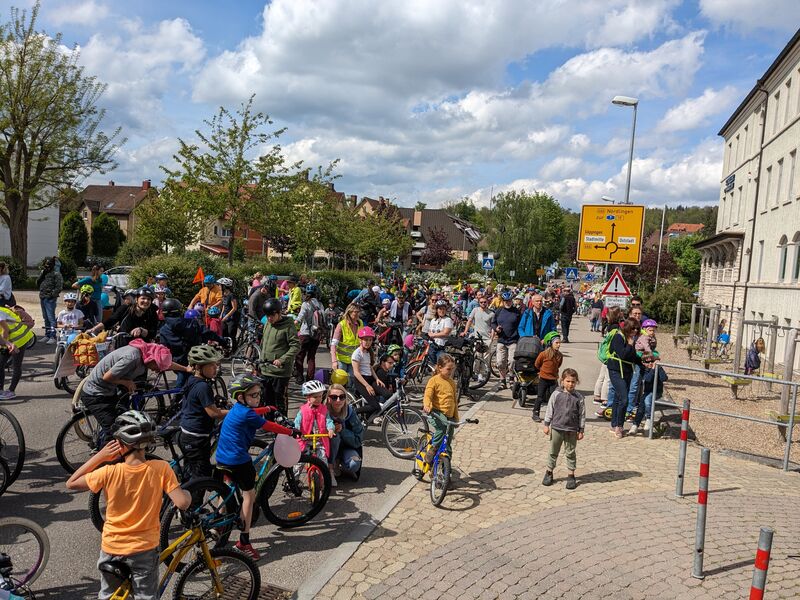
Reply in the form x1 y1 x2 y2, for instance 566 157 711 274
0 204 59 266
77 180 153 242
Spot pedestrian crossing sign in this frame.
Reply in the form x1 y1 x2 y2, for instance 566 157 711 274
482 257 495 270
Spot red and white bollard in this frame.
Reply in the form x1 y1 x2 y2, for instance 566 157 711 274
692 447 710 579
749 527 774 600
675 398 690 497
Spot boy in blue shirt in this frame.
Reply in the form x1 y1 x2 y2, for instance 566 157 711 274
216 373 296 560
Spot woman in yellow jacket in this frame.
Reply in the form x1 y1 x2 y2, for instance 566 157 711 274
423 353 458 463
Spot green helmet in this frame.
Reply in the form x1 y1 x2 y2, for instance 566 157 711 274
386 344 403 356
230 374 262 400
542 331 561 346
80 284 94 295
188 344 223 366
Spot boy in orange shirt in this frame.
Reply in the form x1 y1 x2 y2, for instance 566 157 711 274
66 410 191 599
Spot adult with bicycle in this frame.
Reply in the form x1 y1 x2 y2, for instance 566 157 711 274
427 300 453 364
89 287 160 343
66 410 192 600
246 280 272 328
217 277 239 344
294 284 326 385
389 292 414 334
330 303 363 383
460 292 494 357
259 297 300 415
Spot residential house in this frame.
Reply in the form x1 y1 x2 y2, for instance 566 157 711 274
396 207 481 268
644 222 705 250
0 204 59 266
77 180 153 241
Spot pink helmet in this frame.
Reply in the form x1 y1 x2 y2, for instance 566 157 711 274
357 326 376 339
128 339 173 372
404 333 414 350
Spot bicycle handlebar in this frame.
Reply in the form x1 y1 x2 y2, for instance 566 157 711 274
446 418 480 426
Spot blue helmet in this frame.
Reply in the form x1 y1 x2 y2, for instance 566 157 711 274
501 291 513 301
184 309 200 320
207 306 221 317
203 275 216 284
305 284 318 296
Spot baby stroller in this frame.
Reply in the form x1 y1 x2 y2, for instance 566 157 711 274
512 336 541 407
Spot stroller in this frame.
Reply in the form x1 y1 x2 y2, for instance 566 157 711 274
512 336 541 407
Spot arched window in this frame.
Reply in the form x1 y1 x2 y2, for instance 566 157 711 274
778 235 788 281
793 232 800 281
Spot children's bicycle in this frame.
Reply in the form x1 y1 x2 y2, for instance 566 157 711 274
0 408 24 494
0 514 50 599
104 511 259 600
412 417 479 506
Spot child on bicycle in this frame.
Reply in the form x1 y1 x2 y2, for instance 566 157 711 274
422 353 458 463
541 368 585 490
178 344 229 480
215 374 296 560
532 331 563 423
57 292 84 332
630 351 668 435
66 410 191 600
293 380 336 484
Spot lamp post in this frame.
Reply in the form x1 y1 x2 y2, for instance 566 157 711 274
600 196 615 279
611 95 639 205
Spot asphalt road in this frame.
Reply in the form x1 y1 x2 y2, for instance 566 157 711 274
0 336 482 598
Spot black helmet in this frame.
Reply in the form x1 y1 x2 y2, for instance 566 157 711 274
161 298 183 316
263 297 282 316
137 287 155 299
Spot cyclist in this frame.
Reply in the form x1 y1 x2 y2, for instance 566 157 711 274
351 326 385 421
189 275 223 325
72 263 104 322
427 300 453 364
57 292 85 332
90 287 160 342
294 284 326 384
294 380 335 484
286 276 302 315
259 297 300 415
78 284 100 329
215 374 297 559
389 293 414 334
155 273 171 296
66 410 191 600
159 304 223 391
422 353 458 463
218 277 239 343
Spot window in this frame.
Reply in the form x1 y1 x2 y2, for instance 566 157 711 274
734 186 742 224
785 80 792 124
213 225 218 236
773 91 781 134
777 158 785 204
743 125 749 160
793 232 800 281
727 142 733 172
789 150 797 203
764 165 773 209
757 240 765 281
734 134 740 167
82 210 89 220
221 228 232 238
778 235 788 281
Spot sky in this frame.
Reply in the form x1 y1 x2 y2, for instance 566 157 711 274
19 0 800 211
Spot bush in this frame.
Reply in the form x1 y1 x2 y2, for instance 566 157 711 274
91 213 123 257
641 279 696 324
442 260 477 282
314 270 371 307
59 211 89 266
0 255 26 286
85 256 116 270
116 238 161 265
57 257 77 286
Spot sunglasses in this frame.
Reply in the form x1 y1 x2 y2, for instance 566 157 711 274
329 394 346 400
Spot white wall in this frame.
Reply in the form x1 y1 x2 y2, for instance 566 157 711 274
0 205 59 266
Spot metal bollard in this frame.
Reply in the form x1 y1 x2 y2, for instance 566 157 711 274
749 527 774 600
675 398 690 497
692 448 710 579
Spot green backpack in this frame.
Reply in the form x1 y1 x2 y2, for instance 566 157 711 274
597 329 620 364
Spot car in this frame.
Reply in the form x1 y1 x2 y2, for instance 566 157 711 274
105 266 133 290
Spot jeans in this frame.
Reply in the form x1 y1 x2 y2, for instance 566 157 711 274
98 548 159 600
634 392 657 426
560 314 572 341
627 366 641 413
329 435 362 474
607 369 631 428
40 296 57 339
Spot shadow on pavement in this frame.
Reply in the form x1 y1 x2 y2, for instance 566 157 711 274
683 486 741 496
702 557 756 577
578 469 642 485
37 579 99 599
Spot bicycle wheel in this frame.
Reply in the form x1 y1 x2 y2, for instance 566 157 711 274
55 411 100 474
230 344 261 378
468 355 489 390
259 454 331 528
405 360 432 396
212 376 228 405
52 346 64 391
88 489 107 533
430 455 451 506
159 477 238 552
519 387 527 408
173 546 260 600
0 516 50 590
381 405 428 459
0 407 25 485
488 348 499 378
0 456 8 494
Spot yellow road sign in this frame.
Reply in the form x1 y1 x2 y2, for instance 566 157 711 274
536 268 545 275
577 204 645 265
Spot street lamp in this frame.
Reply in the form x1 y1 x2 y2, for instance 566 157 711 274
600 196 616 204
611 95 639 205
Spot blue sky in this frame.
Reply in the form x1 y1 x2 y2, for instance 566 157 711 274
25 0 800 210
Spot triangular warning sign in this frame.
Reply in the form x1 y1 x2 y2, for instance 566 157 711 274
601 268 631 296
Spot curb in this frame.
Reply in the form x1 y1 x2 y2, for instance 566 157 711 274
292 400 487 600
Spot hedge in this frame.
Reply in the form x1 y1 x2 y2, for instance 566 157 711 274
0 256 26 286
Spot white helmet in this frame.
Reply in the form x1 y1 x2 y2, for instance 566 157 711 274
63 292 78 301
301 380 327 396
217 277 233 288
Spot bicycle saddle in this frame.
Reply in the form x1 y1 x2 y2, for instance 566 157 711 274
99 560 131 580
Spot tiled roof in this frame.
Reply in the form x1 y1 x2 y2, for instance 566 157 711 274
667 223 705 234
80 183 151 215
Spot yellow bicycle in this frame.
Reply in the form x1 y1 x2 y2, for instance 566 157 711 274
105 513 260 599
299 433 333 504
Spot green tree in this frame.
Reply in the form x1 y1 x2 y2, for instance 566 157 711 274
0 3 123 264
58 210 88 265
414 201 427 211
133 187 202 253
559 209 580 266
90 212 123 257
669 234 703 285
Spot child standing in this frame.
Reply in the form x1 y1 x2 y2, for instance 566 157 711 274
541 368 585 490
631 352 668 435
66 410 191 600
422 353 458 463
532 331 563 423
745 337 765 375
215 374 295 559
294 380 336 485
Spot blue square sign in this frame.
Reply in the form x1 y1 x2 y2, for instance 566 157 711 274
482 257 495 270
565 267 579 280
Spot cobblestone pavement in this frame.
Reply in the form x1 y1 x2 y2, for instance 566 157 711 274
317 405 800 599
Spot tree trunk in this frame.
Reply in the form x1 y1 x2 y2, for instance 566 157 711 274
6 190 29 266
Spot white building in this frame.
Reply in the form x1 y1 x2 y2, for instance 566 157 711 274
698 28 800 357
0 204 59 266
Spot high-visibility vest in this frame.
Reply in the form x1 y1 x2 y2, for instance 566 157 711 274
0 307 34 348
335 319 363 365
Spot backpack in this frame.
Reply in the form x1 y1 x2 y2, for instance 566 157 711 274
597 328 620 364
311 302 328 340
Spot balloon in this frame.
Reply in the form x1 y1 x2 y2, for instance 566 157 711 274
101 273 109 285
100 292 110 308
274 434 301 468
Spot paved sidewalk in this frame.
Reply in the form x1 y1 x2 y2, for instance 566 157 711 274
317 319 800 599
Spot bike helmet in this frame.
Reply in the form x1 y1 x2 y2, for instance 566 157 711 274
305 284 318 296
330 368 349 386
642 319 658 329
386 344 403 356
188 344 223 366
136 287 155 299
435 300 448 308
156 273 169 280
357 326 376 339
542 331 561 346
207 306 221 317
501 291 513 301
184 308 200 320
113 410 156 448
161 298 183 315
269 274 278 281
123 288 137 298
217 277 233 288
230 373 262 400
63 292 78 301
301 379 327 396
80 284 94 295
404 333 414 350
152 285 167 295
203 275 216 285
263 297 282 316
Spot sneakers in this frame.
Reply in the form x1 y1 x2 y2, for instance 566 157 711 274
629 424 639 436
235 541 261 561
613 426 624 439
46 337 56 345
531 413 542 423
593 396 603 405
565 475 577 490
372 415 383 426
500 380 508 390
0 391 14 400
542 470 553 486
643 419 652 432
595 409 606 418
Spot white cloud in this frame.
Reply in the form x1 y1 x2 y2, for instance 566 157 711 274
586 0 681 47
569 134 591 152
700 0 800 33
656 86 740 132
539 156 586 180
49 0 109 26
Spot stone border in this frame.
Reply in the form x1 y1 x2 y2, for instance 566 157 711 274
292 400 487 600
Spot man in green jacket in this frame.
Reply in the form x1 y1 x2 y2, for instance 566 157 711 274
260 298 300 414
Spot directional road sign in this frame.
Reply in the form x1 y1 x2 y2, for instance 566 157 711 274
577 204 645 265
391 262 399 271
482 257 495 270
601 268 631 296
536 268 545 276
565 267 579 280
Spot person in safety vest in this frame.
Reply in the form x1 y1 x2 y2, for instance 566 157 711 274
329 303 364 385
0 304 35 399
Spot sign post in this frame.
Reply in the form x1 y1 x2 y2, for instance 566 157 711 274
600 268 631 309
577 204 645 265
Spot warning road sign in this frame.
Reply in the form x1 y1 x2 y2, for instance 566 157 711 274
601 268 631 296
577 204 645 265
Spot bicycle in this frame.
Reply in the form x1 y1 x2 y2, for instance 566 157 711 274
0 514 50 598
104 512 259 600
403 338 434 395
412 417 479 506
444 336 489 401
53 330 116 395
0 407 24 494
230 317 262 377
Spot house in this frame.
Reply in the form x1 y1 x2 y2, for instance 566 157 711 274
199 218 268 258
644 222 705 250
77 180 153 242
697 28 800 364
0 204 59 266
396 207 481 268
